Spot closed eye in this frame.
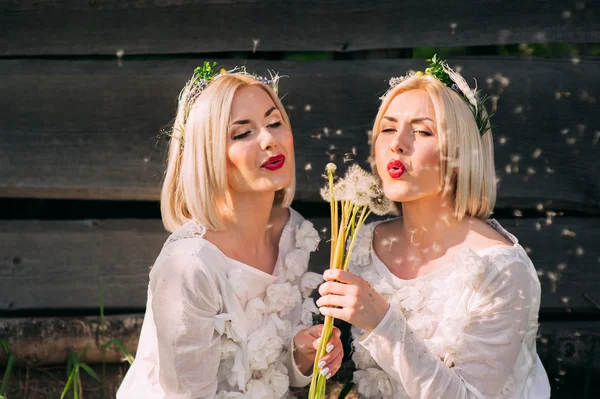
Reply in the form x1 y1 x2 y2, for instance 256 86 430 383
267 121 282 129
232 130 252 140
415 130 433 137
381 128 396 133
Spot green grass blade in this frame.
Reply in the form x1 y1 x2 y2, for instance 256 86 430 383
0 353 16 395
102 339 134 364
73 369 79 399
66 352 75 377
59 370 75 399
79 363 101 383
0 340 9 356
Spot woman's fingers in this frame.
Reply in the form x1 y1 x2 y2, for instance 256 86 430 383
318 280 354 297
316 293 349 309
315 331 343 379
323 269 361 284
318 304 350 322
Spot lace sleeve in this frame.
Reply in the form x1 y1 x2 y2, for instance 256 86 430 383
150 250 223 398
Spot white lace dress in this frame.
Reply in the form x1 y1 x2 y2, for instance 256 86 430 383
349 219 551 399
117 208 324 399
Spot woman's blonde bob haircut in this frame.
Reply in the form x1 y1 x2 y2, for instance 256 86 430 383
371 76 496 220
161 73 295 232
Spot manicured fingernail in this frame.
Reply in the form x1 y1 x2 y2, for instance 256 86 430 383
316 337 321 343
320 367 330 377
326 372 332 380
318 360 326 368
326 344 334 353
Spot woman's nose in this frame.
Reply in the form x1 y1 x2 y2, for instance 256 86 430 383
259 127 278 151
390 129 409 154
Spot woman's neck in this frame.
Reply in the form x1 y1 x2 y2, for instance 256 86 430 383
220 191 277 247
400 195 463 250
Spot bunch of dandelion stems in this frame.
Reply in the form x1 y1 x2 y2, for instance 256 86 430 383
308 169 372 399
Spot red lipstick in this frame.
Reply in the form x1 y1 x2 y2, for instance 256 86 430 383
387 159 406 179
262 154 285 171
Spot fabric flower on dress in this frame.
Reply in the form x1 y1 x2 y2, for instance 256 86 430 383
244 379 273 399
245 298 268 333
353 368 394 398
295 220 320 252
264 283 302 316
299 272 324 299
351 226 373 267
228 268 250 303
351 341 378 369
284 249 310 282
216 390 245 398
300 297 320 326
260 361 289 399
247 324 284 371
214 313 245 342
266 313 292 346
219 338 247 389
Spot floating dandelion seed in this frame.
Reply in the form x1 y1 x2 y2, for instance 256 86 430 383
566 137 576 145
525 246 532 254
546 211 556 226
557 264 567 272
323 127 330 136
287 105 296 111
558 370 567 377
571 57 580 65
505 164 512 174
593 131 600 145
546 272 558 293
532 148 542 159
311 133 323 140
560 128 570 135
536 203 544 212
514 105 523 114
305 163 312 171
536 222 542 231
329 144 336 150
335 129 342 136
513 210 523 217
304 104 312 111
545 166 555 174
527 168 536 175
143 156 150 163
537 269 545 277
449 22 457 34
116 49 125 66
511 155 521 163
499 136 507 145
320 227 327 233
351 146 357 155
575 247 584 256
561 229 576 237
562 10 572 18
540 337 549 344
252 38 260 53
561 297 570 303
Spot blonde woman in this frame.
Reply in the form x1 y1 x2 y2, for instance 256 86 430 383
316 57 551 398
117 64 342 398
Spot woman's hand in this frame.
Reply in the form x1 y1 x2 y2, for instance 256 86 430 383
293 324 343 379
317 269 390 333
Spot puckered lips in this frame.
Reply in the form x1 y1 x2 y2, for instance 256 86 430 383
387 159 406 179
261 154 286 171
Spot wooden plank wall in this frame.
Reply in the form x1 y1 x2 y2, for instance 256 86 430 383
1 1 599 397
